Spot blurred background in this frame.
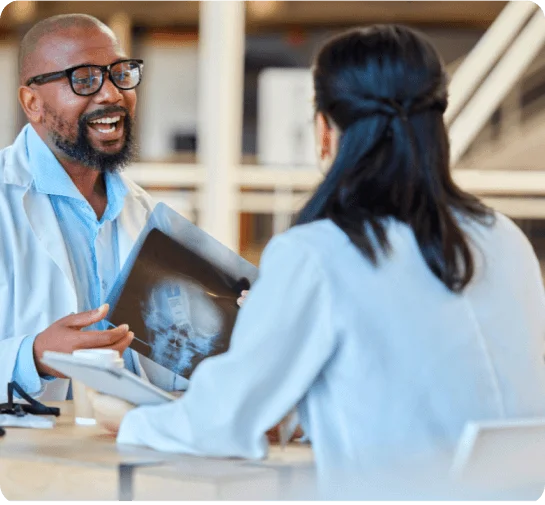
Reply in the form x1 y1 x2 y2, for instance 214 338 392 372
1 0 545 272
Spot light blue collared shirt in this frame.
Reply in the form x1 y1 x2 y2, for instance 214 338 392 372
12 126 135 394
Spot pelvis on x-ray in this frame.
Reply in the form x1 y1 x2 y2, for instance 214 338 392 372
141 277 226 377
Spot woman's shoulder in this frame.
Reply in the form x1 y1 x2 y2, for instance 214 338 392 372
267 218 411 264
257 219 350 270
274 219 351 256
462 210 533 252
252 220 364 309
262 212 536 268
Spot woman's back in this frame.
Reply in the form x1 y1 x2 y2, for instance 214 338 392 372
290 214 545 473
115 24 545 496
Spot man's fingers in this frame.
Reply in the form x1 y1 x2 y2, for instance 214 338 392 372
108 332 135 354
61 304 109 329
237 291 249 307
265 424 304 444
266 427 280 443
78 324 131 348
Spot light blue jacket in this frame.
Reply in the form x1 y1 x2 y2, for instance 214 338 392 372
118 213 545 476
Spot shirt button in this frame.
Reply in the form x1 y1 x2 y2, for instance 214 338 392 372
102 280 108 291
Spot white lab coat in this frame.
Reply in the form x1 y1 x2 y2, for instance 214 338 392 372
0 125 178 402
118 214 545 479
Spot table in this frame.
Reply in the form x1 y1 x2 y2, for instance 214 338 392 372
131 443 316 500
0 401 315 500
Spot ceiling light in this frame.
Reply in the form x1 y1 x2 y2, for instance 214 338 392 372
247 1 282 20
9 1 36 23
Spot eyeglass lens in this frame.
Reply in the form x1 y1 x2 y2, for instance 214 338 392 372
71 61 141 95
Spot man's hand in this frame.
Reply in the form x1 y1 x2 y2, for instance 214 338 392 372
237 290 249 307
33 304 134 377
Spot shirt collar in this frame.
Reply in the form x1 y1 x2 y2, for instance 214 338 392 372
102 170 128 223
26 125 128 222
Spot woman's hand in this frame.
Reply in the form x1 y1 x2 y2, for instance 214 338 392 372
87 390 136 435
237 290 249 307
266 424 305 444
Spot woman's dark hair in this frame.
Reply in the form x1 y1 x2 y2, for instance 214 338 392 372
295 25 493 292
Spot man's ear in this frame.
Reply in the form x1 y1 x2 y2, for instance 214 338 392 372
18 86 43 124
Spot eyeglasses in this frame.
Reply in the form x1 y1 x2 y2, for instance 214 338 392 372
26 59 144 97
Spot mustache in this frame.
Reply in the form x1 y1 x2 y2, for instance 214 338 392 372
81 106 129 123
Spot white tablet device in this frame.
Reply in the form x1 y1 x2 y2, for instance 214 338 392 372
41 351 175 405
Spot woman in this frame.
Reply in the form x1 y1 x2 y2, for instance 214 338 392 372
92 25 545 480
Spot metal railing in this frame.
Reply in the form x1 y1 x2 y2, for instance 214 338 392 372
128 165 545 232
445 1 538 125
448 2 545 165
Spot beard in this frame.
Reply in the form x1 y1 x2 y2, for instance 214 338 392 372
46 105 137 173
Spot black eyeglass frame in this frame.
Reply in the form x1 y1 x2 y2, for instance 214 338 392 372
25 58 144 96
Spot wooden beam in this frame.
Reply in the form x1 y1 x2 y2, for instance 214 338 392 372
0 0 506 30
246 1 507 29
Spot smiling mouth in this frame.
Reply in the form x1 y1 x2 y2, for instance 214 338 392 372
87 115 122 134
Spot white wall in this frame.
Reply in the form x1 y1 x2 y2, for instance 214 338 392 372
0 42 20 149
257 68 315 166
138 38 199 160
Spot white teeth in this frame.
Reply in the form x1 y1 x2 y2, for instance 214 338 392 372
96 125 116 133
89 115 121 124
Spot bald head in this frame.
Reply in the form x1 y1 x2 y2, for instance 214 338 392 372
19 14 118 85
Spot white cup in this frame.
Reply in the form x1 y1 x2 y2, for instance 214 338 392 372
71 349 124 426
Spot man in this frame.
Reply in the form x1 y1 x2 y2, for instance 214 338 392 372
0 13 187 401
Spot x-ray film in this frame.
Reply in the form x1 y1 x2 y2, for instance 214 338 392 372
106 203 259 379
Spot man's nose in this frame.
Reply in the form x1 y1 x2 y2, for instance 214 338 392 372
94 73 123 103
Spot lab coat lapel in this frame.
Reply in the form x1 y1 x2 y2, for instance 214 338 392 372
115 191 150 380
6 126 77 297
22 188 77 298
116 191 149 266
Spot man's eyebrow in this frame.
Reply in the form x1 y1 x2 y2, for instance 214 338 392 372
68 58 131 68
59 61 95 69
